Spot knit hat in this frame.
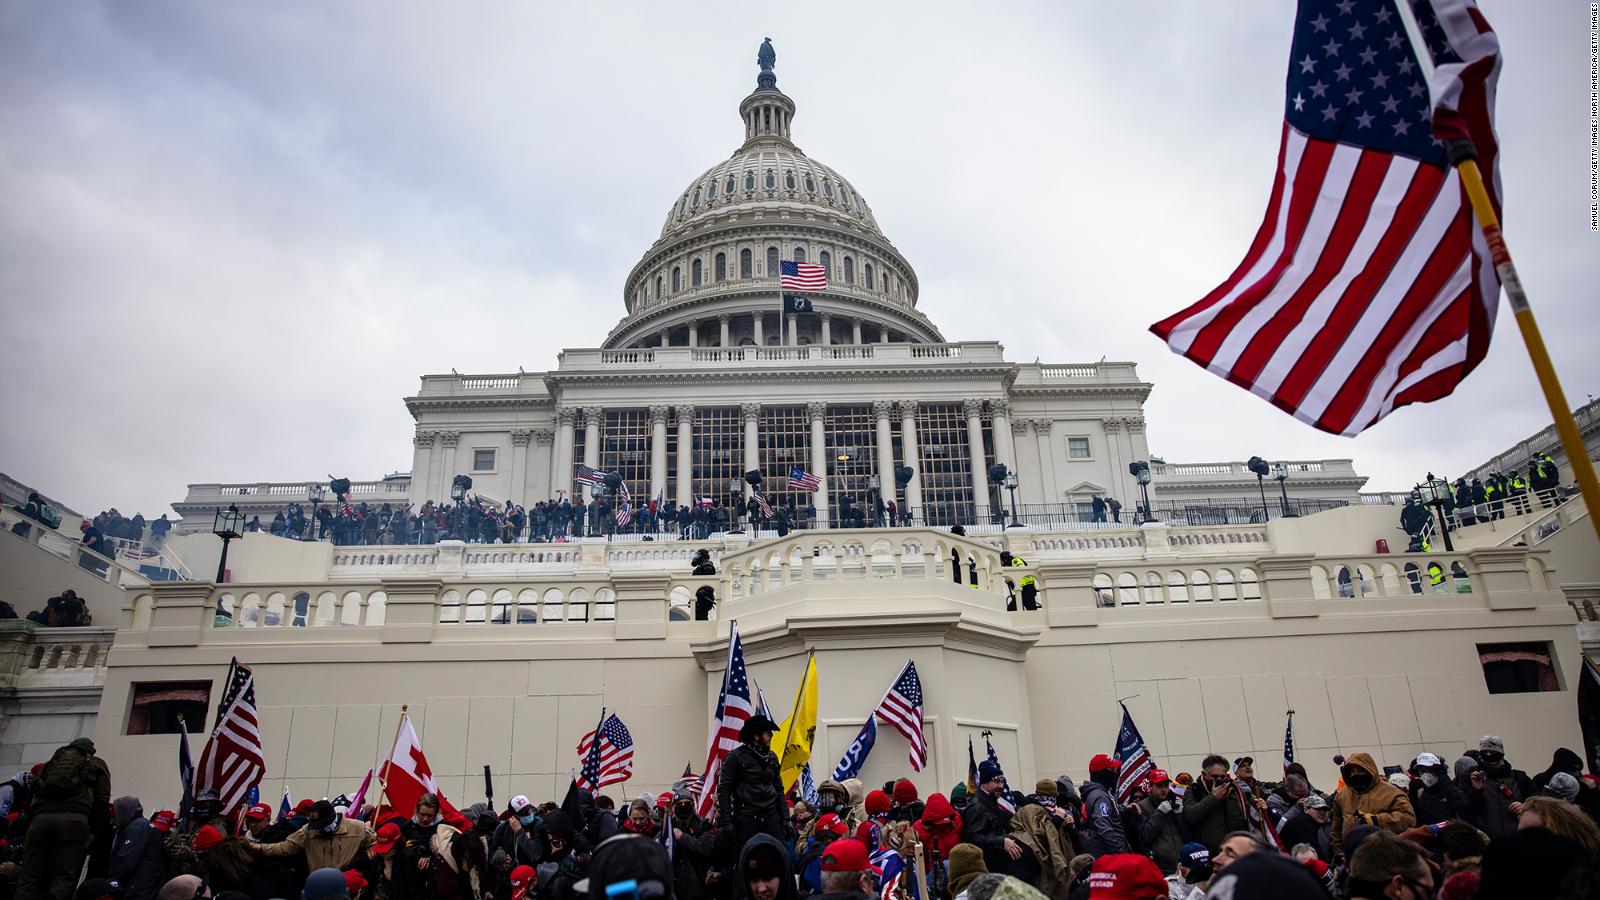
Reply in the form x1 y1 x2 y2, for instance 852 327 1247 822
1033 778 1059 797
303 867 351 900
865 790 892 816
1202 852 1325 900
892 779 919 805
1478 735 1505 754
1477 827 1582 900
1086 854 1165 899
192 824 225 852
978 759 1004 784
820 838 869 873
947 844 987 896
1546 771 1581 801
1088 754 1122 775
950 783 969 805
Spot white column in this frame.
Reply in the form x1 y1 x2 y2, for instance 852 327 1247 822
511 430 533 505
582 407 602 502
659 331 669 348
411 432 436 505
820 315 832 346
851 319 863 345
675 405 695 507
965 399 991 523
873 400 896 519
742 402 761 498
879 325 890 344
787 313 798 346
555 409 576 497
436 431 460 501
808 401 828 526
687 322 699 348
899 402 922 523
992 400 1017 473
718 315 731 347
1034 419 1059 503
649 406 669 503
532 429 555 500
753 313 765 346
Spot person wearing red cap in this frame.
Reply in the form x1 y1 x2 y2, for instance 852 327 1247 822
241 804 275 842
817 838 872 898
357 821 404 900
799 814 849 895
344 867 370 900
1079 755 1131 857
1085 853 1166 900
507 864 536 900
1132 770 1183 875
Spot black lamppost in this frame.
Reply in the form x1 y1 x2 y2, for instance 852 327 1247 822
1271 462 1295 518
1417 472 1455 551
867 474 882 527
1247 456 1272 523
212 504 244 583
450 474 471 540
729 477 746 533
308 484 326 541
1129 461 1153 524
990 464 1021 528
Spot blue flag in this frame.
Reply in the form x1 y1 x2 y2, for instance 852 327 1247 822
832 717 878 782
278 786 291 822
799 763 820 806
177 717 194 819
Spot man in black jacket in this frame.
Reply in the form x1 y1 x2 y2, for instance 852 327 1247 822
1408 753 1467 825
716 714 786 867
960 760 1021 875
1077 754 1131 858
109 797 165 900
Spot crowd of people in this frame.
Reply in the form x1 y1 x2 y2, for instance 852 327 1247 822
0 589 94 626
1396 453 1567 552
6 727 1600 900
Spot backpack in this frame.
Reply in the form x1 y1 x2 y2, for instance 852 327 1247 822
34 745 93 801
37 502 61 529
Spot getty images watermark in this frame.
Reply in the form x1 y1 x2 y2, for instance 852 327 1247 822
1591 4 1599 229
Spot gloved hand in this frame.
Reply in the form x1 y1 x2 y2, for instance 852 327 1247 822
1157 801 1173 814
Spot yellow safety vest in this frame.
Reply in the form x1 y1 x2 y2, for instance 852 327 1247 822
1009 555 1035 587
1428 564 1445 586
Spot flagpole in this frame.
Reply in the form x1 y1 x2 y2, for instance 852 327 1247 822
376 703 408 818
1393 0 1600 544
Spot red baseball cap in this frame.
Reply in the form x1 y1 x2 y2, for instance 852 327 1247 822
149 810 176 832
821 838 870 873
1089 754 1123 774
1087 853 1166 899
293 798 315 814
1148 769 1171 784
510 866 537 888
373 821 403 854
191 824 225 852
815 813 848 838
344 870 369 893
245 803 273 821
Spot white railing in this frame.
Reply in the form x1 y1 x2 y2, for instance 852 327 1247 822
459 375 521 390
1039 365 1099 378
1 507 147 587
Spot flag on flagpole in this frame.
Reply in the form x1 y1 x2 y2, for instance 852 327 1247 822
576 713 635 790
771 654 819 791
347 768 374 818
780 260 827 291
277 786 291 822
798 762 820 807
1113 703 1156 804
983 736 1015 814
750 491 774 520
832 717 878 782
615 503 632 527
789 467 822 492
872 660 927 772
1148 0 1503 436
193 658 265 818
1283 712 1296 767
678 761 705 798
965 736 978 796
575 464 611 488
177 716 195 820
755 682 773 721
696 623 753 820
377 712 471 830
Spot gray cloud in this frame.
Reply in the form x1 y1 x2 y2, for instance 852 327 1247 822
1 1 1593 516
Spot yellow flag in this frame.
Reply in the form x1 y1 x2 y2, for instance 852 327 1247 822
770 654 819 791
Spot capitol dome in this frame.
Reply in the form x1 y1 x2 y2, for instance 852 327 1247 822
605 40 941 350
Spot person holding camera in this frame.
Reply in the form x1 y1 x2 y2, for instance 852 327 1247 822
1181 756 1246 854
1464 735 1532 840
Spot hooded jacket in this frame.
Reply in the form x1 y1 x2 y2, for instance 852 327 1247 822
109 797 166 900
841 778 868 829
913 793 965 862
1465 754 1531 840
734 833 799 900
815 779 856 830
1074 778 1130 858
1330 753 1415 861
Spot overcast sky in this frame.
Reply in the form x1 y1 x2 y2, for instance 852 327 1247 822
2 2 1594 517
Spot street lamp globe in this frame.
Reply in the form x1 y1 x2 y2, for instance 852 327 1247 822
213 506 244 539
1003 472 1019 491
867 474 881 491
1271 462 1288 481
309 484 326 504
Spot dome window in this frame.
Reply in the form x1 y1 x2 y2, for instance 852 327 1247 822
766 246 779 276
740 248 753 278
843 256 855 284
819 250 830 273
692 259 703 287
765 171 775 189
725 177 736 194
793 247 806 263
823 181 834 198
715 252 727 282
805 177 816 193
785 173 796 190
655 275 663 299
744 172 755 191
671 266 681 293
708 181 717 199
691 188 701 207
864 262 874 290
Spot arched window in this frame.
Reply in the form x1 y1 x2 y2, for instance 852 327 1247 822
678 197 687 216
881 271 888 291
692 259 703 287
764 171 775 189
767 247 779 276
864 262 875 289
691 188 700 207
671 266 681 293
655 275 662 299
727 177 737 194
805 177 816 192
744 172 755 191
715 252 727 282
844 256 855 284
842 188 852 206
785 172 796 189
707 181 717 199
740 248 753 278
823 181 834 197
819 250 831 273
793 247 806 263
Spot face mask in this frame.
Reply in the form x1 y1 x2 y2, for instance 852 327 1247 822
1420 773 1439 788
519 813 538 826
818 797 842 814
1345 772 1373 791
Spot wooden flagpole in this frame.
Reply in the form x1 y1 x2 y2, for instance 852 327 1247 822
375 703 408 819
1393 0 1600 544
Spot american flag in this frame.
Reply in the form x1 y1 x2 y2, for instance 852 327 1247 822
678 761 704 798
575 464 610 488
1283 712 1297 767
870 848 905 900
695 623 752 820
789 467 822 492
873 660 927 771
1113 703 1155 804
1150 0 1502 436
615 503 632 527
798 762 820 806
576 713 635 790
780 260 827 291
984 736 1015 815
750 491 774 519
193 658 264 816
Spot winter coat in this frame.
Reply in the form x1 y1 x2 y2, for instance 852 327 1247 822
734 833 799 900
1330 753 1415 861
912 793 965 862
1180 778 1246 854
1075 780 1130 858
1276 809 1331 862
1010 804 1075 900
1409 778 1468 825
109 816 166 900
257 815 376 870
1135 795 1185 875
1466 759 1532 840
667 811 715 900
960 788 1015 874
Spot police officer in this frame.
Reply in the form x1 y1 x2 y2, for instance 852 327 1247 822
1509 467 1531 515
1427 561 1446 592
1485 473 1504 519
1399 496 1431 552
999 551 1039 611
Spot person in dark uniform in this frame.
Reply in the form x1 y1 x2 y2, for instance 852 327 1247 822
716 715 787 869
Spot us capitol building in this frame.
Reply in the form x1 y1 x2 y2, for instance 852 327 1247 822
1 43 1592 809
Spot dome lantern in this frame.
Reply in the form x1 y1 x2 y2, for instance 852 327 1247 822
740 38 795 146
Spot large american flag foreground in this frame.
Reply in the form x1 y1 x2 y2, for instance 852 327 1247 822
193 658 264 816
873 660 927 771
1151 0 1501 436
576 713 635 790
695 622 753 820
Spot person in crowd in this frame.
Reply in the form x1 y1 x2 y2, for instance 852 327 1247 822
1166 842 1211 900
1344 830 1433 900
1274 794 1331 863
1075 755 1128 859
1230 758 1265 800
1464 734 1532 840
1210 832 1268 876
813 838 874 900
109 796 166 900
946 844 987 899
1407 752 1467 825
963 760 1022 875
15 737 112 900
1517 795 1600 851
1130 770 1182 876
736 833 797 900
252 798 374 871
1081 854 1163 899
716 714 786 865
1330 753 1415 865
1179 755 1243 854
1263 773 1309 827
1008 797 1071 898
798 813 848 894
913 792 965 865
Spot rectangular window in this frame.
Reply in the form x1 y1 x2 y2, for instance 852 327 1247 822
1477 642 1561 693
473 449 497 472
1068 437 1092 459
127 680 211 735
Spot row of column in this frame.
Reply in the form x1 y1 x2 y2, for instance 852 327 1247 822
651 312 893 348
542 399 1017 520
